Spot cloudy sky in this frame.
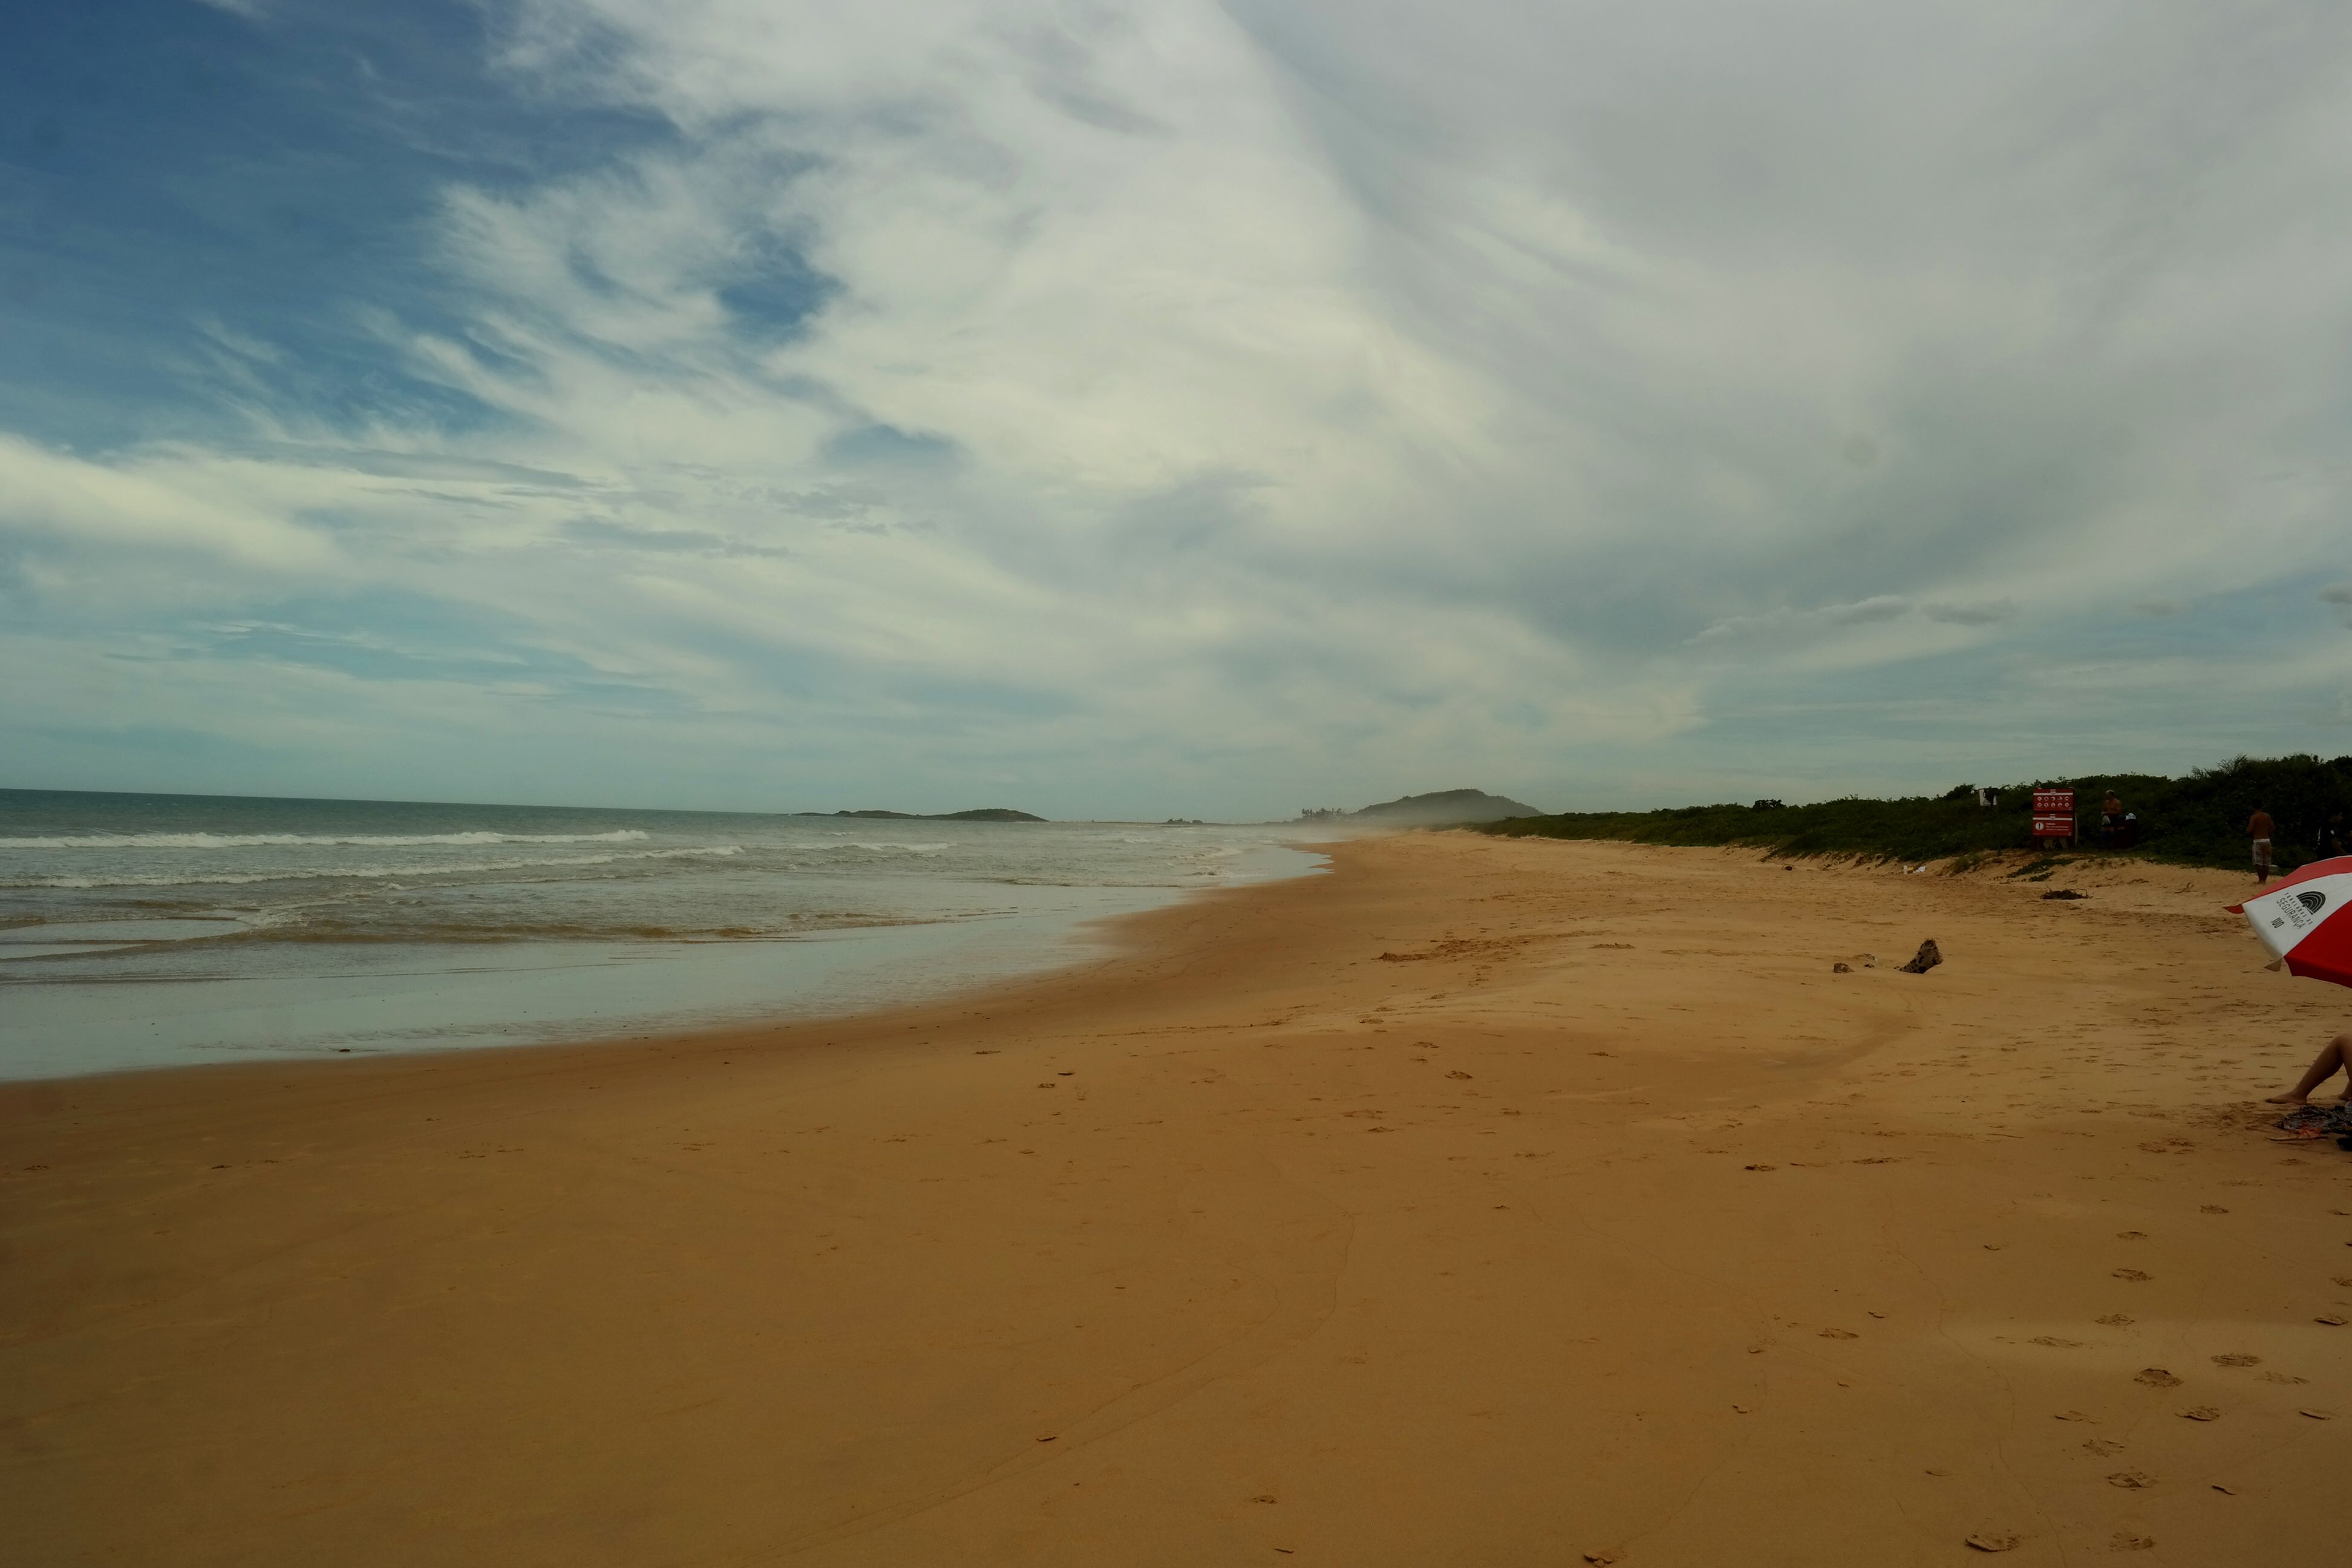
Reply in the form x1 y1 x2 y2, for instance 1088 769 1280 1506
4 1 2348 818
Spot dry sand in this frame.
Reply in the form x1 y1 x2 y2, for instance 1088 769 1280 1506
5 834 2350 1566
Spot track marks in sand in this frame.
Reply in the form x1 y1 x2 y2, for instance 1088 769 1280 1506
764 1174 1359 1558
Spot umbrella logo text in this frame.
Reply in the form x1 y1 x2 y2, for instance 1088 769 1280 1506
2298 890 2328 915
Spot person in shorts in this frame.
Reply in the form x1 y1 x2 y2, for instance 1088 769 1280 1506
2249 805 2275 883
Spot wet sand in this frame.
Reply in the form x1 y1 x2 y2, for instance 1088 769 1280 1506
5 834 2348 1565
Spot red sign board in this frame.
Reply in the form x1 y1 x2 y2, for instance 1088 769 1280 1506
2032 788 2077 841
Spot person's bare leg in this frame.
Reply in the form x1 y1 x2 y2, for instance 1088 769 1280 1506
2268 1034 2352 1104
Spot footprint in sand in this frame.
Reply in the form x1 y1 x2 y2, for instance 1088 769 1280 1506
2083 1437 2126 1455
2178 1406 2221 1421
2096 1313 2135 1327
2106 1470 2155 1489
2112 1533 2156 1552
2210 1353 2260 1368
2135 1368 2182 1388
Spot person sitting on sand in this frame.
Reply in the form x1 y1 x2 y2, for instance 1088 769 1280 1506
2249 805 2276 884
2267 1031 2352 1105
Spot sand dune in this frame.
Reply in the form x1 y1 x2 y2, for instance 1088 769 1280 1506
5 834 2348 1565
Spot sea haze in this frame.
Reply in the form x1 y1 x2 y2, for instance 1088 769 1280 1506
0 790 1326 1079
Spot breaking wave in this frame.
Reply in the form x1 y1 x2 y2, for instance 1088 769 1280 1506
2 844 745 889
2 829 653 850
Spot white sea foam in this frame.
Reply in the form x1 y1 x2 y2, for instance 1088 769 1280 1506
2 844 744 889
1 829 653 850
838 841 952 854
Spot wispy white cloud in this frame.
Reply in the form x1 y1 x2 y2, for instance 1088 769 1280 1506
6 1 2351 811
1923 601 2017 627
0 434 332 569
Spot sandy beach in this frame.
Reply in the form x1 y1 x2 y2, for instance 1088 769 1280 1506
5 832 2348 1566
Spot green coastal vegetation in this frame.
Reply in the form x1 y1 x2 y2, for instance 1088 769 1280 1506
1473 754 2352 872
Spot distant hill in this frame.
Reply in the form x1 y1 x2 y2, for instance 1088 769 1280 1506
1308 789 1544 826
808 808 1046 822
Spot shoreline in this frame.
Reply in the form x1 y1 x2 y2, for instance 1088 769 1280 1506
7 834 2348 1564
0 837 1330 1083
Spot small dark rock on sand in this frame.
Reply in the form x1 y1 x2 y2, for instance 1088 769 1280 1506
2040 889 2086 900
1896 939 1942 974
1832 961 1853 973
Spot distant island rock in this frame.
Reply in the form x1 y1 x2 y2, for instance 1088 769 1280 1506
1298 789 1543 826
808 808 1047 822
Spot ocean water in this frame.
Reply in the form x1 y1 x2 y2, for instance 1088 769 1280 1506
0 790 1327 1080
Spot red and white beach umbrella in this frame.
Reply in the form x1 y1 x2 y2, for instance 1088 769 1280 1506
2232 855 2352 987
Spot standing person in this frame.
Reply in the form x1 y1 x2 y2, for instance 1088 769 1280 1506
2100 791 2123 849
2249 803 2276 884
2321 807 2350 861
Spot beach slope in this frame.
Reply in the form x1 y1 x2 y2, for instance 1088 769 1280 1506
5 835 2347 1565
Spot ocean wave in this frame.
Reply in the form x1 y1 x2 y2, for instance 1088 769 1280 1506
191 918 791 946
5 906 935 953
1 829 653 850
1 844 745 889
